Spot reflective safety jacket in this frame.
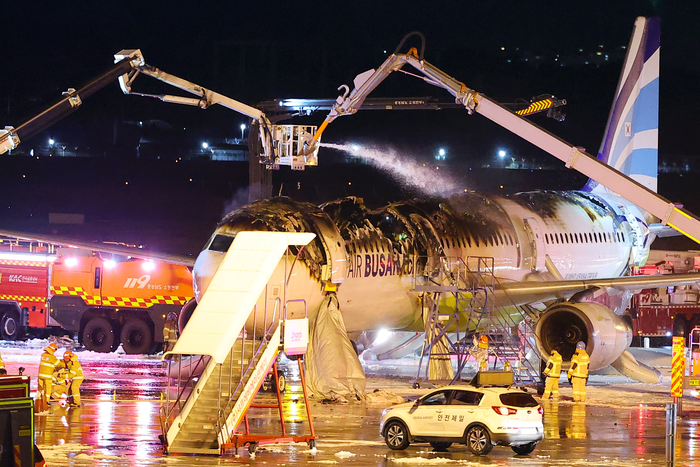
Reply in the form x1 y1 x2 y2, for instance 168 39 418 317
568 349 590 378
163 317 178 343
544 351 562 377
56 356 83 381
39 351 59 380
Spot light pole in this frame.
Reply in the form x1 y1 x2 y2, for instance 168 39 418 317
240 123 246 141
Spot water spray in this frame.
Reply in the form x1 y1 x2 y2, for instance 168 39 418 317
320 143 462 197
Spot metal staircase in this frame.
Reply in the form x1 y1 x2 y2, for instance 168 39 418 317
158 231 316 455
413 255 542 387
164 328 280 454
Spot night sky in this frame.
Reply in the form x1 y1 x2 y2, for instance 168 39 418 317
2 1 700 254
5 1 698 154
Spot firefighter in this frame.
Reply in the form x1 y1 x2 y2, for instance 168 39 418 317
57 350 84 407
51 367 69 402
163 312 179 352
542 349 563 399
469 335 490 371
38 343 59 410
567 341 590 402
0 349 4 371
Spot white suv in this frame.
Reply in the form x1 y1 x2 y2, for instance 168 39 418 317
379 384 544 455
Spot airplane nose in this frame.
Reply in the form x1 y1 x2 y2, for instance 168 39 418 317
192 250 225 302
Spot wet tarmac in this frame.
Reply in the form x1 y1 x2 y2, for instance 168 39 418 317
3 344 700 466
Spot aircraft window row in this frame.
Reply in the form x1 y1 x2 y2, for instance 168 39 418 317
439 232 515 250
544 231 626 245
345 238 390 254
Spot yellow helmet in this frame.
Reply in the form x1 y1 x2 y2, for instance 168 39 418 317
478 335 489 349
44 343 58 353
63 350 74 361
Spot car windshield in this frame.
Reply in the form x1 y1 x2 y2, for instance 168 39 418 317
499 392 539 408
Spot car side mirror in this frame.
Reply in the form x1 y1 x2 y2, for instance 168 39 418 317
408 400 421 414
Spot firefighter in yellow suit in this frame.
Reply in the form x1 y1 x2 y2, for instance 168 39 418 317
542 349 562 399
567 342 590 402
38 343 59 410
162 312 179 352
56 350 84 407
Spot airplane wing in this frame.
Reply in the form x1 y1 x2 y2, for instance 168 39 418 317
0 228 195 267
497 272 700 306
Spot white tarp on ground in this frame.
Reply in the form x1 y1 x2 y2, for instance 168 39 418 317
165 231 315 364
306 294 366 399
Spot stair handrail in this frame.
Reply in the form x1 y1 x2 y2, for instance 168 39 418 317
160 353 209 447
214 296 284 444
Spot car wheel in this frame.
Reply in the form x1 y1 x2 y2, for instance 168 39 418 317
82 317 116 353
512 442 537 455
466 425 493 456
385 421 410 450
120 319 153 354
429 441 452 451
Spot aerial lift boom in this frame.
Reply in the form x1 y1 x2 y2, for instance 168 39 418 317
0 57 137 155
307 34 700 245
1 50 318 169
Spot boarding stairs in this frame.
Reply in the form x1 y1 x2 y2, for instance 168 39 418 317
159 231 316 455
413 256 541 387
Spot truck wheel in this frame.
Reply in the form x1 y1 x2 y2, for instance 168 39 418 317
277 374 286 393
0 311 20 340
673 315 687 342
120 320 153 354
82 317 116 353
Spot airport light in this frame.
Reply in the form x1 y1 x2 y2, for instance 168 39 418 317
351 144 360 153
202 142 208 149
48 139 54 146
240 123 246 140
498 150 507 158
436 148 446 161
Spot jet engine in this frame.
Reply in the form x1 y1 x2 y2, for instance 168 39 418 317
535 301 632 370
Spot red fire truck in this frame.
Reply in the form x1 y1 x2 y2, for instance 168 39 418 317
626 250 700 343
0 236 193 353
0 237 56 339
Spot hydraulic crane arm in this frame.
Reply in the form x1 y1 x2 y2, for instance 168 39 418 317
0 56 141 155
114 49 318 169
309 47 700 245
1 50 318 169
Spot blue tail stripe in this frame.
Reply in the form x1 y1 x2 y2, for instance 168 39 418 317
598 45 647 166
608 79 659 165
584 17 660 193
628 148 659 178
629 78 659 133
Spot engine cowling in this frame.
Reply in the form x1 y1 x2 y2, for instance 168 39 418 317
535 301 632 370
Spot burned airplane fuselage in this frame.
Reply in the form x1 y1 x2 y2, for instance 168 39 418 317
193 191 641 334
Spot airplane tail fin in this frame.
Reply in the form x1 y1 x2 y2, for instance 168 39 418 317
585 17 660 195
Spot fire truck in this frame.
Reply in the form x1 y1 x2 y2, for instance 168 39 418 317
0 238 56 340
626 250 700 343
0 236 193 353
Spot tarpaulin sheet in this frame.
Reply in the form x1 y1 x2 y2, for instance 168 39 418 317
306 294 366 399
